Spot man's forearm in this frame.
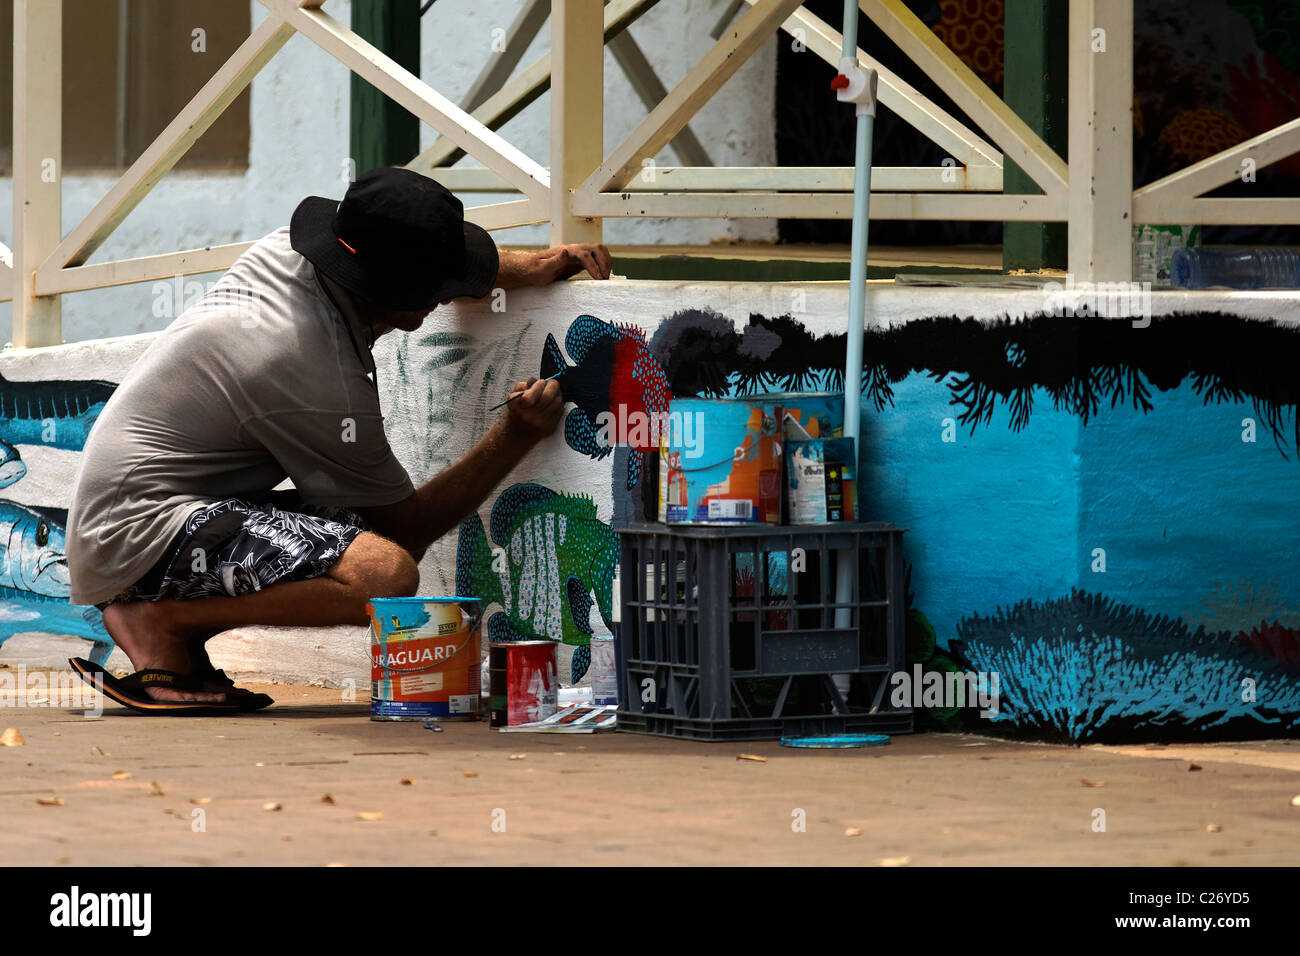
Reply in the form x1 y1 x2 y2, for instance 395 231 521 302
494 250 542 291
490 245 613 292
362 417 537 555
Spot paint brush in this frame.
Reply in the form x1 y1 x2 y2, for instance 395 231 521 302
488 371 563 411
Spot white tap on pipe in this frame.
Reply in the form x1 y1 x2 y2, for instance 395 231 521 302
837 62 877 459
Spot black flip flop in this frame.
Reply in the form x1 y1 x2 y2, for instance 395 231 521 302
68 658 243 716
192 665 275 711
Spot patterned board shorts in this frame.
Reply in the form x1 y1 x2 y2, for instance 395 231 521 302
102 491 370 607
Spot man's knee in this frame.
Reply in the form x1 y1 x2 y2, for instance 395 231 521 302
385 548 420 597
338 532 420 598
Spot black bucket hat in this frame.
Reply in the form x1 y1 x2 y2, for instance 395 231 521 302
290 166 499 310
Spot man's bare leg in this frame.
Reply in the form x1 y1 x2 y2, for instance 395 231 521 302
101 532 419 703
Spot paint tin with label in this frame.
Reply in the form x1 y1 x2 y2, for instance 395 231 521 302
368 597 482 721
590 636 618 706
489 641 559 727
785 437 857 523
658 396 784 524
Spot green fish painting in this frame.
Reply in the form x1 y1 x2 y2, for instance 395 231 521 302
456 483 618 683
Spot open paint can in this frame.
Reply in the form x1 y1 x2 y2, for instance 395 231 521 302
368 597 482 721
489 641 558 727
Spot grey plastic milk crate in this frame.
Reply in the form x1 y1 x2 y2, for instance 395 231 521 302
616 522 912 741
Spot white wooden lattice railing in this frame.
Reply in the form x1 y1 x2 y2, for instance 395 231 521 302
6 0 1298 346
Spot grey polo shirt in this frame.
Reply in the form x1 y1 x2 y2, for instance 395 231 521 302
67 227 415 607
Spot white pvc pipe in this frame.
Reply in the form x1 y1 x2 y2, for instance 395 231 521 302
833 0 874 705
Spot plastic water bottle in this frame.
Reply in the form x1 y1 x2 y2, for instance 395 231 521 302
1170 246 1300 290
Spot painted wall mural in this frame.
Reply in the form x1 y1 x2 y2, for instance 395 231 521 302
502 306 1300 742
541 315 672 492
6 286 1299 746
0 374 117 664
0 373 116 485
945 591 1300 743
648 310 1300 454
456 482 618 683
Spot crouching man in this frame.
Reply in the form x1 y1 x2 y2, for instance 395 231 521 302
67 167 611 714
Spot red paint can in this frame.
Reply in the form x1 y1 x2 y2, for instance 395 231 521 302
489 641 558 727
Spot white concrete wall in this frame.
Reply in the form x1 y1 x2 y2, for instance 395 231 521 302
0 0 778 346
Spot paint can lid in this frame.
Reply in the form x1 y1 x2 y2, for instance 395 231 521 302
779 735 891 749
368 595 481 605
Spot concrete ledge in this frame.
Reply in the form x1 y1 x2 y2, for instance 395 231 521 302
0 633 131 673
205 625 370 688
3 278 1298 736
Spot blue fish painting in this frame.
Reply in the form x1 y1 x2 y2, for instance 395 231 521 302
0 374 117 662
0 373 117 489
456 483 618 683
0 502 112 664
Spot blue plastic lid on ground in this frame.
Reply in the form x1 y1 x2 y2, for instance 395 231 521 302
779 734 891 748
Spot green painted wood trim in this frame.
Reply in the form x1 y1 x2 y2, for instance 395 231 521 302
349 0 422 176
1002 0 1068 271
614 257 1001 282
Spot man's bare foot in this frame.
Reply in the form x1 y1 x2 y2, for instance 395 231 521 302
101 602 227 704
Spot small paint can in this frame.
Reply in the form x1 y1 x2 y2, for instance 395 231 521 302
489 641 558 727
368 597 482 722
785 437 857 523
590 636 618 706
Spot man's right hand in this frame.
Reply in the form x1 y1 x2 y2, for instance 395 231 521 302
504 377 564 442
